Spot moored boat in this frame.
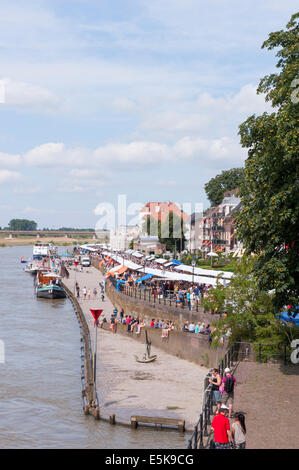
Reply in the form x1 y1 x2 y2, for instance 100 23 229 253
33 243 58 259
25 262 47 275
35 272 66 299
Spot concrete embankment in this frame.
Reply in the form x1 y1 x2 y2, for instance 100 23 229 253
62 265 209 431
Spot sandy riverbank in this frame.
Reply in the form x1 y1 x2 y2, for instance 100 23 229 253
63 266 208 430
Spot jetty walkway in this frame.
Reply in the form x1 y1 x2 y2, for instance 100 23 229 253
63 265 208 431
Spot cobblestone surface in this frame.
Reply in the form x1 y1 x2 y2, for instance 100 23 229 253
233 361 299 449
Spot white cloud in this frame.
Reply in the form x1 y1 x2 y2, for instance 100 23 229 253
15 131 246 174
111 97 138 112
0 170 22 184
94 141 172 165
24 143 91 167
0 152 21 168
1 78 60 110
138 84 272 140
173 136 246 166
13 186 41 194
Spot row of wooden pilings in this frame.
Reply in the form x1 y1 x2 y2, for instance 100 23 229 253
62 282 100 420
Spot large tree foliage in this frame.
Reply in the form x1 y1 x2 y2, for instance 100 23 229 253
204 168 244 206
236 13 299 311
8 219 37 231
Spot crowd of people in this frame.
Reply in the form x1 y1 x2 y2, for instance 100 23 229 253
91 250 215 311
74 278 106 301
101 309 175 339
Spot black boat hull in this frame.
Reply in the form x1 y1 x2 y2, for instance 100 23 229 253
36 287 66 299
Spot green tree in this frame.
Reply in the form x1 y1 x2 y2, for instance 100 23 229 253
204 168 244 206
202 257 298 355
8 219 37 231
236 13 299 311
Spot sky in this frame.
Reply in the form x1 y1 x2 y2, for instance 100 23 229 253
0 0 297 229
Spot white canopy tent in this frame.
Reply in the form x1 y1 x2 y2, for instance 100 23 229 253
174 264 233 280
131 251 143 258
107 254 227 286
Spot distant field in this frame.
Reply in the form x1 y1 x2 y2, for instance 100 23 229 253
0 236 106 247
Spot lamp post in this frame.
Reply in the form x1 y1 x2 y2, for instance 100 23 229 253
191 259 196 284
74 260 79 294
90 309 103 401
180 207 183 254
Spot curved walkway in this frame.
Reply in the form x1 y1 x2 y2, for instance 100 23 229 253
63 266 209 431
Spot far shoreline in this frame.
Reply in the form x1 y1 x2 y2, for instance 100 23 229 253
0 237 102 247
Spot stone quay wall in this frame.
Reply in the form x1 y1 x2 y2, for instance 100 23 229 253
105 283 227 369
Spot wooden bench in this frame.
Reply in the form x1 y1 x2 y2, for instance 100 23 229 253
131 415 185 432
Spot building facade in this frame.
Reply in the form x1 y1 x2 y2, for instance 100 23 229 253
133 235 166 255
186 190 241 256
110 225 141 251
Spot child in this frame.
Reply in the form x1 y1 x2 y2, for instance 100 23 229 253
83 286 87 300
231 412 246 449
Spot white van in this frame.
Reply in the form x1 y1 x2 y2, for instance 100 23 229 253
81 256 91 267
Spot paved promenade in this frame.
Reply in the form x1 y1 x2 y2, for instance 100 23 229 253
63 265 208 430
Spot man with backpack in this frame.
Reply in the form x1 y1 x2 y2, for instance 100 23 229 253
221 367 236 418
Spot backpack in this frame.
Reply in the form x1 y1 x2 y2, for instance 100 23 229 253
224 375 235 393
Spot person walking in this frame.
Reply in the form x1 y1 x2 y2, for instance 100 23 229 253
93 288 97 300
83 286 87 300
221 367 236 418
75 283 80 299
211 404 233 449
231 412 246 449
110 314 116 334
119 309 124 324
209 368 222 414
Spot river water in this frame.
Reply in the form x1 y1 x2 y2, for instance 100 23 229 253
0 246 188 449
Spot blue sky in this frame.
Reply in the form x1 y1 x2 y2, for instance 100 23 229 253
0 0 297 228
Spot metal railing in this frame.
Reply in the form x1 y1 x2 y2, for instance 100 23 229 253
187 343 239 449
108 277 204 313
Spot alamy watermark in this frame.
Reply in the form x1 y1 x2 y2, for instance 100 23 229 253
94 194 203 239
290 339 299 365
290 78 299 104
